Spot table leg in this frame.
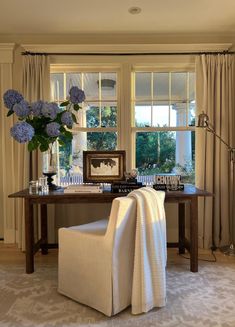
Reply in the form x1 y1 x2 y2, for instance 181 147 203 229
178 202 185 254
25 198 34 274
190 197 198 272
40 204 48 255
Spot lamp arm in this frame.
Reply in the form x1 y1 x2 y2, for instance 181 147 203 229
206 124 233 153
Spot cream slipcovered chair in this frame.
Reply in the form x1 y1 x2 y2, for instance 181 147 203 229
58 197 136 316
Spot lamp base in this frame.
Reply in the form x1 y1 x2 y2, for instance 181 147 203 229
220 243 235 256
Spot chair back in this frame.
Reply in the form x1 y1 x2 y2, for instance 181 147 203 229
105 197 137 313
105 197 136 247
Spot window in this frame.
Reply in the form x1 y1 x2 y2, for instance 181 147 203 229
50 63 196 185
50 70 119 184
132 71 195 183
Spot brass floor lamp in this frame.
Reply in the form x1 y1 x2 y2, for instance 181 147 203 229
197 111 235 256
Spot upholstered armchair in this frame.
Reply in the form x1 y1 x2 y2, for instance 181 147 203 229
58 197 136 316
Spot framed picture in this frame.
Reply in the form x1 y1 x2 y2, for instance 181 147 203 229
83 150 126 183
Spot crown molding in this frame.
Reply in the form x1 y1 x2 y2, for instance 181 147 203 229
0 43 15 63
21 43 233 54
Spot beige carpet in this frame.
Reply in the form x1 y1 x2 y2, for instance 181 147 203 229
1 253 235 327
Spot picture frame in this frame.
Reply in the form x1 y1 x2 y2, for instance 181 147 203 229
83 150 126 183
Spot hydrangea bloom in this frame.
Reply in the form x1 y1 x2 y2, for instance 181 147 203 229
13 100 30 118
42 102 59 119
3 89 24 110
3 87 85 153
31 100 44 117
61 111 73 128
10 122 35 143
46 122 61 137
69 86 85 104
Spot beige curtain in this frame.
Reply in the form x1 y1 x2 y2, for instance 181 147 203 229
196 54 235 249
22 54 50 179
0 62 29 245
21 54 51 249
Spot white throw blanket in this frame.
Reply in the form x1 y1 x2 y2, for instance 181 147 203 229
128 187 167 314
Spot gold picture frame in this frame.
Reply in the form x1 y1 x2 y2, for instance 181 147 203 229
83 150 126 183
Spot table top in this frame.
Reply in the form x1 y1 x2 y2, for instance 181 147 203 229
9 184 212 203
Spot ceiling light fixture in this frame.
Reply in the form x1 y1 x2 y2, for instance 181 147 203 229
128 7 142 15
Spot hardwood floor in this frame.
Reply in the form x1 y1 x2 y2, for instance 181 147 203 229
1 241 235 268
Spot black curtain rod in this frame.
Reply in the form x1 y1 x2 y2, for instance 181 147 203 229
21 50 235 56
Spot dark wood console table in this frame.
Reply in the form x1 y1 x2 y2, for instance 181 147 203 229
9 185 212 274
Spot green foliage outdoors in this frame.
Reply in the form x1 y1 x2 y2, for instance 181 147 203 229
59 106 195 182
136 131 176 175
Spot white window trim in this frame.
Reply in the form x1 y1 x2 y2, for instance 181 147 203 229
51 54 196 172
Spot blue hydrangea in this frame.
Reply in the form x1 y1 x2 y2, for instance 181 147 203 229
46 122 61 137
69 86 85 104
61 111 74 128
3 89 24 110
10 122 35 143
13 100 30 118
42 102 59 120
31 100 44 117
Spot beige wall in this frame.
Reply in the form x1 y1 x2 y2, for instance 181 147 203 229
0 33 235 49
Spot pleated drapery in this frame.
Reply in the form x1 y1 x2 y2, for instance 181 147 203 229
196 54 235 249
0 61 29 245
22 54 50 180
18 54 51 249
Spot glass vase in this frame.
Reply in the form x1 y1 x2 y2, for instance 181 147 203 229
43 144 58 190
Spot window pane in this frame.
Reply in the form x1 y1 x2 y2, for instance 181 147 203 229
171 72 187 101
135 103 151 127
59 141 73 176
170 102 187 127
66 73 82 97
86 104 99 127
153 73 169 100
136 131 195 184
175 130 195 184
101 104 117 127
135 72 151 99
51 73 64 101
58 131 117 184
87 132 117 151
189 72 195 101
136 131 176 175
152 102 169 127
189 101 196 126
100 73 117 100
84 73 99 100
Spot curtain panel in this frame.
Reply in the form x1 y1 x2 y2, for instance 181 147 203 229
19 54 51 250
196 54 235 249
0 63 29 244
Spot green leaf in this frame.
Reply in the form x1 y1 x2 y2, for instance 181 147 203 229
39 142 49 152
58 138 65 146
72 113 77 123
7 109 14 117
60 125 66 133
73 104 81 111
60 101 69 107
28 139 39 152
63 130 73 141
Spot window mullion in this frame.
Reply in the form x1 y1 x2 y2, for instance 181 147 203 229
169 72 171 127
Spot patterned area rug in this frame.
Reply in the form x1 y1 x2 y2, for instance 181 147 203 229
1 260 235 327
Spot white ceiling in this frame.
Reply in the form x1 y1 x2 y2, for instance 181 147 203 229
0 0 235 35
